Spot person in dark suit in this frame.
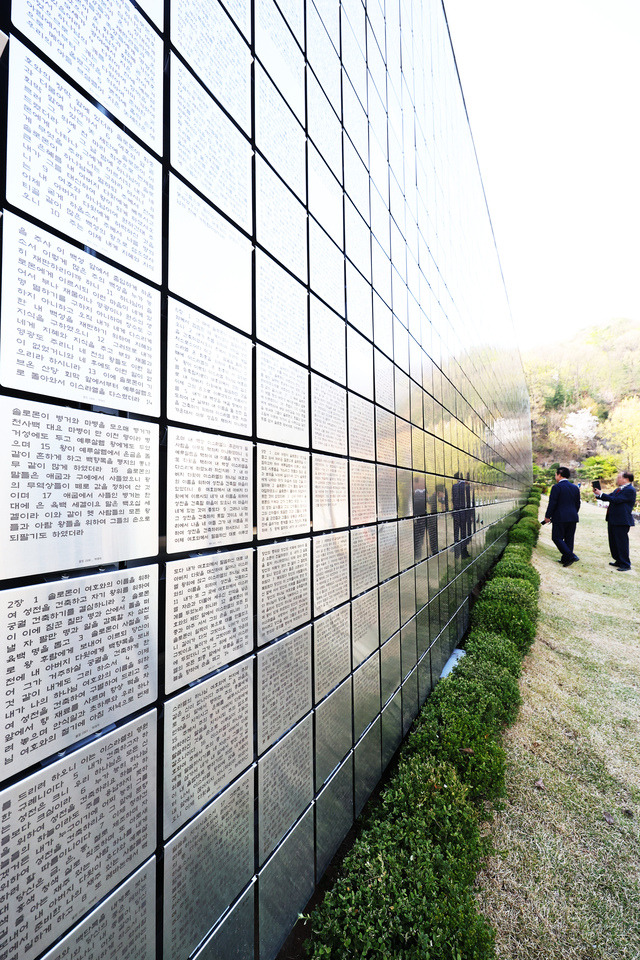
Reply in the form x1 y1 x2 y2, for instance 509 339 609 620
595 471 637 571
542 466 581 566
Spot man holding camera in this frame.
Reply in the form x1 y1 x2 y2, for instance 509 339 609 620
594 472 636 571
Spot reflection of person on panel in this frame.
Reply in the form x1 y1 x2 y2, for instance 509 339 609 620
452 471 470 558
413 475 426 560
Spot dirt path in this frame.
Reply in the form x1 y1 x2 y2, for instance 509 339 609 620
476 497 640 959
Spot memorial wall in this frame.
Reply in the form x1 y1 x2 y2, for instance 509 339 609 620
0 1 531 959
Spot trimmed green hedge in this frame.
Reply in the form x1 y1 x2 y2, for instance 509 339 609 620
306 490 541 959
492 556 541 591
518 516 541 540
507 520 537 550
470 577 537 652
405 656 521 804
502 542 533 563
464 630 521 678
307 758 496 959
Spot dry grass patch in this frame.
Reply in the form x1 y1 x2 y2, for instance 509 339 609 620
476 499 640 960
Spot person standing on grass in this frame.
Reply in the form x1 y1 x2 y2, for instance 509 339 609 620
541 466 580 566
595 471 636 571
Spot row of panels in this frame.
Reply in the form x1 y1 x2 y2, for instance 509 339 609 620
10 0 468 245
1 2 531 960
2 527 516 960
2 513 511 784
5 5 530 474
1 203 522 480
1 390 518 580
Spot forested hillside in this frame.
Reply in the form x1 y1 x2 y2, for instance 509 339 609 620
523 319 640 476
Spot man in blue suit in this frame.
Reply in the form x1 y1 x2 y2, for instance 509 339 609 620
595 471 637 571
542 466 581 566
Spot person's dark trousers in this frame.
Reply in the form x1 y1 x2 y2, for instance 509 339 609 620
564 522 577 555
552 521 577 563
608 523 631 569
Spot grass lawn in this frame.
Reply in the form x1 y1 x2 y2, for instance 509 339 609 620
476 497 640 959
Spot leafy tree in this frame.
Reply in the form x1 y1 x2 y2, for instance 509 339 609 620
532 463 557 488
545 379 568 411
602 396 640 471
578 455 620 481
523 320 640 466
559 408 599 453
547 428 576 462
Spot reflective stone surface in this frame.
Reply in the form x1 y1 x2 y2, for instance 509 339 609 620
166 550 252 692
351 586 380 666
163 770 254 960
381 688 403 770
316 757 354 879
257 627 312 752
0 398 158 579
314 603 351 702
169 176 252 328
0 0 533 954
163 663 253 836
167 428 252 551
0 713 156 960
315 678 353 789
258 807 315 960
258 715 313 863
258 539 311 645
0 567 158 775
193 882 256 960
313 454 349 531
257 444 310 538
7 39 161 281
1 212 160 414
40 859 156 960
313 531 350 616
167 299 252 433
354 717 382 816
353 652 381 740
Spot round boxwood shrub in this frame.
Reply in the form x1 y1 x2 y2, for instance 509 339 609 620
492 556 540 591
521 504 539 519
501 551 532 570
483 576 537 619
443 655 522 729
404 708 505 804
406 656 522 803
464 629 522 678
521 515 541 533
470 576 537 651
518 516 541 539
306 757 497 960
508 522 536 551
502 543 532 562
407 708 508 805
380 755 481 856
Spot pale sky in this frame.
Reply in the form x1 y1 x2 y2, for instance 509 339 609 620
442 0 640 350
